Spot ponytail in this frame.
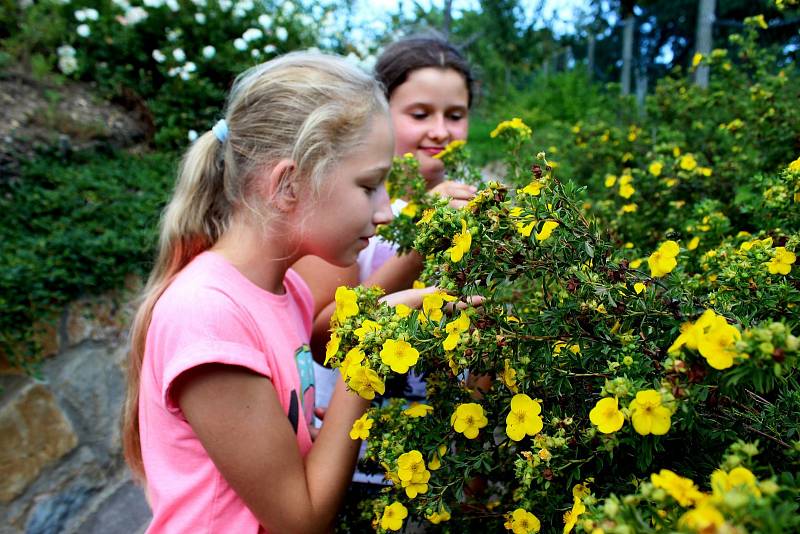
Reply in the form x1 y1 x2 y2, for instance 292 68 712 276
123 130 231 481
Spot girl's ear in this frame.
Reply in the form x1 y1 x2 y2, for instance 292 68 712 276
263 159 299 211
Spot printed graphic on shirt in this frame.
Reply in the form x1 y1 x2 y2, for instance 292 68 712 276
295 344 315 424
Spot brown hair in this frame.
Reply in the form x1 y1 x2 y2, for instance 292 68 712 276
375 33 476 108
122 51 388 481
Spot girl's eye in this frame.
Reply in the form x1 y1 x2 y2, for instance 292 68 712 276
410 111 428 120
362 185 376 194
448 112 465 121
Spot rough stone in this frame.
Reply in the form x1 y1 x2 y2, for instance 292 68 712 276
24 485 93 534
0 383 78 502
64 295 122 347
69 478 150 534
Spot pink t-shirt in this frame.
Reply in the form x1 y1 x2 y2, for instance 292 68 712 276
139 251 315 533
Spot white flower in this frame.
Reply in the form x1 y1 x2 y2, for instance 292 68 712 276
183 61 196 73
166 29 181 42
143 0 163 8
258 14 272 28
263 44 276 54
85 8 99 20
76 24 91 37
165 0 179 11
172 48 186 62
275 26 288 42
250 48 261 58
194 12 206 24
58 55 78 75
237 0 253 11
190 0 206 7
74 9 86 21
242 28 262 41
297 14 312 27
112 0 131 10
219 0 232 10
233 7 245 17
167 66 180 77
123 7 148 25
179 70 191 80
281 1 294 16
202 45 216 59
188 129 198 142
233 38 247 51
57 44 76 57
152 49 166 62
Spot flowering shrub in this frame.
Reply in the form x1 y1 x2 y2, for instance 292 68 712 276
4 0 333 145
325 119 799 531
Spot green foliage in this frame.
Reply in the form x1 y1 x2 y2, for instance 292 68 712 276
0 149 175 370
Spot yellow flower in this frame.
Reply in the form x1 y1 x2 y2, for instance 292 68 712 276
746 14 768 29
432 139 466 160
380 338 420 374
506 394 544 441
536 221 560 241
649 161 663 176
397 449 430 498
589 397 625 434
403 403 433 418
692 52 703 67
516 219 536 237
697 316 741 370
349 413 373 440
324 331 340 365
563 499 586 533
451 402 488 439
427 506 451 524
698 166 713 176
618 183 635 199
651 469 704 506
687 236 700 250
394 303 412 318
381 502 408 531
604 174 617 188
520 180 544 196
668 309 718 353
680 503 725 532
490 117 532 139
629 390 671 436
354 319 382 340
673 146 681 157
711 466 761 498
340 347 365 379
422 290 457 322
621 203 638 213
412 279 426 289
443 310 470 351
417 208 435 225
539 448 552 461
679 154 698 171
333 286 359 324
767 247 796 275
507 508 541 534
400 202 418 218
448 218 472 262
630 258 643 269
648 240 680 277
634 282 646 294
501 359 519 393
788 156 800 173
347 366 385 400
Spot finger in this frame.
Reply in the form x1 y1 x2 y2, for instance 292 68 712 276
379 286 438 309
445 295 485 312
448 199 470 209
314 406 327 420
309 424 321 441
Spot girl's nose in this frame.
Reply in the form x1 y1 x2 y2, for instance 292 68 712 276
373 183 393 225
427 115 449 144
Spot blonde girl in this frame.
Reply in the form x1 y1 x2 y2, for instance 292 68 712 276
122 52 429 533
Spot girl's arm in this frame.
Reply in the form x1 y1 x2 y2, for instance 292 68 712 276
175 363 366 534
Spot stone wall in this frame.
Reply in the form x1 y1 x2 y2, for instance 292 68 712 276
0 286 151 533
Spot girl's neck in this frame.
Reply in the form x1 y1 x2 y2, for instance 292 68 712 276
211 217 297 295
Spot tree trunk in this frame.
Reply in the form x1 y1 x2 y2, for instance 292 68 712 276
587 34 595 78
621 15 634 96
694 0 716 88
443 0 453 37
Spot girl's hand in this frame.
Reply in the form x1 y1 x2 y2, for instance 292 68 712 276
379 286 437 309
309 406 326 441
430 181 477 209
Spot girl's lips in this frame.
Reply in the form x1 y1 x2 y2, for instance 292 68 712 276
420 147 444 156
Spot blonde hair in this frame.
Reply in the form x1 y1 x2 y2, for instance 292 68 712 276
122 52 388 481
